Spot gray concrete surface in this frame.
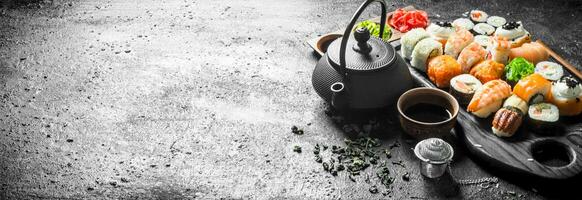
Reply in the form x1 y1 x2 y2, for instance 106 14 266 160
0 0 580 199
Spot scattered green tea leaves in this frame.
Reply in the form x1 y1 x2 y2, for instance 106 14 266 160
322 162 330 171
369 185 379 194
377 167 394 188
384 149 392 159
291 126 304 135
293 145 302 153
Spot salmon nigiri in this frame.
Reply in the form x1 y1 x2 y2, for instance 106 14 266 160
467 79 512 118
513 73 551 104
470 60 505 84
457 42 488 73
444 27 474 59
509 42 549 64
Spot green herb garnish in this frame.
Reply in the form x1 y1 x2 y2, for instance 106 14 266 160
355 20 392 40
505 57 534 82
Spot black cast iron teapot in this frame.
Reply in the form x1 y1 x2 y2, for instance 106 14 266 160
312 0 413 110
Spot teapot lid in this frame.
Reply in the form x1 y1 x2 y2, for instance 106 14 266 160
327 28 396 73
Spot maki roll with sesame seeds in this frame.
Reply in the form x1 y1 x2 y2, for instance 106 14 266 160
549 76 582 116
494 21 528 40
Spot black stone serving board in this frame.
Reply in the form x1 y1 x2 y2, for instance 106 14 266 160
394 41 582 180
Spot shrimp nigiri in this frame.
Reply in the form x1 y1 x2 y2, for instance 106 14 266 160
467 80 512 118
470 60 505 84
487 36 511 65
457 42 488 73
513 73 551 104
510 34 531 48
509 42 549 64
444 27 474 59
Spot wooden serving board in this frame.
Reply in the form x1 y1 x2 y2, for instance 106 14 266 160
306 6 416 57
396 40 582 180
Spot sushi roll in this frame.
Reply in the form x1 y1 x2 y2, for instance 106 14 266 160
453 18 474 30
426 22 455 47
444 27 474 59
474 35 492 48
486 16 507 28
513 73 552 104
400 28 431 60
467 79 512 118
411 38 443 72
527 103 559 133
487 36 511 65
470 10 488 23
503 94 529 114
457 42 488 73
549 75 582 116
449 74 482 106
427 55 462 88
492 95 528 137
535 61 564 81
494 21 528 40
509 42 549 64
470 60 505 84
472 23 495 36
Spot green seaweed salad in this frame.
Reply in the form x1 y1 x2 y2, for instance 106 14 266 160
355 20 392 40
505 57 534 82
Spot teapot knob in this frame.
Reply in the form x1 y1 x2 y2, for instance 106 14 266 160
353 27 372 54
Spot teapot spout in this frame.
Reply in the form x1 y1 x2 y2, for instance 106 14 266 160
331 82 349 111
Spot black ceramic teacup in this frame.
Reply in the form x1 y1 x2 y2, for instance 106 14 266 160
397 88 459 139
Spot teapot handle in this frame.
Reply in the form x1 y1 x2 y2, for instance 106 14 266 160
339 0 387 79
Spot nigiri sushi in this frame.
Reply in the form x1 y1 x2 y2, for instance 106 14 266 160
400 28 430 60
470 60 505 84
549 76 582 116
411 38 443 72
510 34 531 48
428 55 462 88
457 42 488 73
444 27 474 58
513 73 551 104
467 79 512 118
487 36 511 65
491 95 528 137
449 74 482 106
509 42 549 64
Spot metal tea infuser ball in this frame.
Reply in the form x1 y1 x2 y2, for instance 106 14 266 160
414 138 454 178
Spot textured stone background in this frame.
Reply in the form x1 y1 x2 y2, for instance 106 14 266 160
0 0 580 199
